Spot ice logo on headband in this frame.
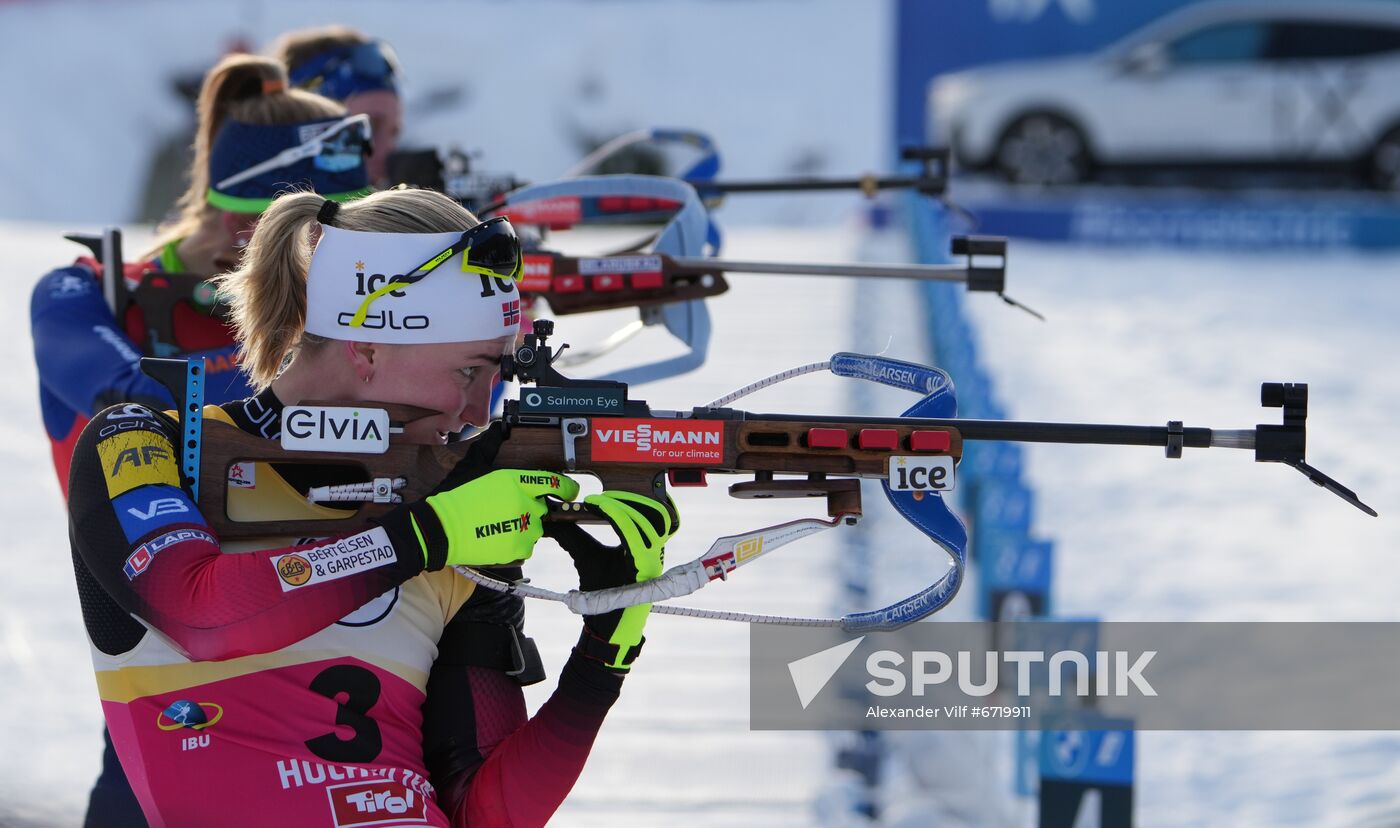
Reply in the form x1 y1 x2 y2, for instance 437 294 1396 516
343 259 427 331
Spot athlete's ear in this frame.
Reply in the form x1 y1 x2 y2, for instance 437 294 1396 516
345 340 379 383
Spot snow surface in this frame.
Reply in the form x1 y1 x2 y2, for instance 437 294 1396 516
899 238 1400 828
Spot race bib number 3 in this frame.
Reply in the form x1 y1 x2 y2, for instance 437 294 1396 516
889 456 955 492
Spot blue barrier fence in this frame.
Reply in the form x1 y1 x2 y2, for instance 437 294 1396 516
905 195 1136 823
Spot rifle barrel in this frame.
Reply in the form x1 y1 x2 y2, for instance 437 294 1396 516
747 413 1255 451
672 257 971 283
689 174 941 195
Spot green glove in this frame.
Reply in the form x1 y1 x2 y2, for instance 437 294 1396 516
544 491 678 671
381 468 580 570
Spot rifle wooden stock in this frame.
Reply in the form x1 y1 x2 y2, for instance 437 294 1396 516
195 409 964 540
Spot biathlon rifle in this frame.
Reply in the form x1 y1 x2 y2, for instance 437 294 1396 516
486 173 1031 379
143 323 1374 633
64 229 229 357
396 129 950 216
514 234 1030 319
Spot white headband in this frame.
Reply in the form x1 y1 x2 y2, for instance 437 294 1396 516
305 224 522 344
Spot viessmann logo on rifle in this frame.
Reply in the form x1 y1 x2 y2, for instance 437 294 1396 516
281 406 391 454
475 512 531 539
591 418 724 464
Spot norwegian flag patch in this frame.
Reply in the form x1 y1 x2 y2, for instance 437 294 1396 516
502 299 521 326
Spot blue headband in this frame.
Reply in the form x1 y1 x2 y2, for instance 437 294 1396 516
288 41 399 101
206 116 371 214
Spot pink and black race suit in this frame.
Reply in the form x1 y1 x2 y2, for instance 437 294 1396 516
67 390 627 827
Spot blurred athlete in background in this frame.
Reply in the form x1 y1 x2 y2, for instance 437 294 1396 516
274 26 403 186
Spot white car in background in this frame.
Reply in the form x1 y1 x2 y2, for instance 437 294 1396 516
929 0 1400 188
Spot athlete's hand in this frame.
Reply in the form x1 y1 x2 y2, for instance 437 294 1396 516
428 469 579 567
545 491 678 671
376 424 580 569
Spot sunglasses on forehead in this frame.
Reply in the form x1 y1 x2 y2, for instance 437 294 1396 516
293 40 400 92
346 217 523 328
215 114 372 192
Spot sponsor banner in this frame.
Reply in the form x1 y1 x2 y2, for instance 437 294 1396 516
275 757 434 798
520 254 553 291
578 255 662 275
888 455 955 493
502 196 583 228
281 406 390 454
113 485 197 542
473 512 531 540
95 403 166 441
957 196 1400 251
97 431 179 498
590 418 723 465
518 386 626 415
753 622 1400 730
271 527 397 592
326 780 429 827
831 353 952 395
1038 716 1136 827
124 528 216 580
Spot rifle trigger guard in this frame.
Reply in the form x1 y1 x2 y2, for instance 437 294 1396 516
561 417 588 471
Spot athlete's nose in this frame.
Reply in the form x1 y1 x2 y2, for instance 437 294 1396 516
460 375 499 428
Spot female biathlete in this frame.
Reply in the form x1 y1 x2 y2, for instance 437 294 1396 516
65 183 674 827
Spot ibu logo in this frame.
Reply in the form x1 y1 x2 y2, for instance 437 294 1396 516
281 406 390 454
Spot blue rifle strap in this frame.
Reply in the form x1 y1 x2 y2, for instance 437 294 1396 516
182 359 205 500
831 352 954 396
831 354 969 632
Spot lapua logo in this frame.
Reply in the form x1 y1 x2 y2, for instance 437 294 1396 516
280 406 390 454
